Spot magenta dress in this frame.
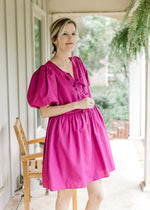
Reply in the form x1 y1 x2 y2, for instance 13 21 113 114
27 56 115 191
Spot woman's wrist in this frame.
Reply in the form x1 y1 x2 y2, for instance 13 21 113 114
72 101 80 110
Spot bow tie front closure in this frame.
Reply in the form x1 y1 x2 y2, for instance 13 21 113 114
72 78 86 87
65 73 86 87
65 72 88 97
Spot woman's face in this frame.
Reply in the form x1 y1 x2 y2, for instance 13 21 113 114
54 23 77 53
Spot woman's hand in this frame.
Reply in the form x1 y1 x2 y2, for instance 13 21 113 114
77 97 95 109
39 97 95 118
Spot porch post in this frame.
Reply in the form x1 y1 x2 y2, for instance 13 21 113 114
128 52 145 140
141 36 150 192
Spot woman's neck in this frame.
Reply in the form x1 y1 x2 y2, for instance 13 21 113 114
51 53 72 66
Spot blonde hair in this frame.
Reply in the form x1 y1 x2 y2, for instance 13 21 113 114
50 17 78 54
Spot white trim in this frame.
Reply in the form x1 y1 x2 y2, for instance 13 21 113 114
50 11 126 16
48 14 53 57
33 2 46 20
46 0 50 59
32 1 48 135
4 0 12 197
32 2 47 65
49 11 126 20
43 0 46 11
31 2 36 139
144 36 150 190
32 2 47 64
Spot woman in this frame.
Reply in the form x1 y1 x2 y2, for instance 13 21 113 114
27 17 115 210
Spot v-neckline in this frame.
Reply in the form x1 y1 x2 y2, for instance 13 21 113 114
48 57 76 81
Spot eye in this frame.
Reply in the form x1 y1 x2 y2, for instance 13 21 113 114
62 32 76 36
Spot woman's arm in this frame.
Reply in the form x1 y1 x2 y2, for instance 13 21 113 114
40 101 80 118
40 97 95 118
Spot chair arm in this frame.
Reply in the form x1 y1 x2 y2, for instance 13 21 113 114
21 152 43 162
27 137 45 145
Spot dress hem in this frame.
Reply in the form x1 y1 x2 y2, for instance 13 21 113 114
42 167 115 192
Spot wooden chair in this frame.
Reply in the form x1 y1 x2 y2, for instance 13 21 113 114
14 117 77 210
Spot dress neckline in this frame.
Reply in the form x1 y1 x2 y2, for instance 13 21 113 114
48 57 76 81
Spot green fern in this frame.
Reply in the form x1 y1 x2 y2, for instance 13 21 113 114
110 25 130 59
123 0 138 23
110 0 150 60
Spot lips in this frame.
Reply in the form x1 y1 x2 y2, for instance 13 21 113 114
66 43 73 45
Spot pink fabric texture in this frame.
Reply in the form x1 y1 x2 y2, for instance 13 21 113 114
27 56 115 191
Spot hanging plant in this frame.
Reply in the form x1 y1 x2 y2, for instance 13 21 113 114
110 0 150 60
110 24 130 59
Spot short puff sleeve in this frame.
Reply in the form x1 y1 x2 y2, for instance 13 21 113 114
27 65 59 109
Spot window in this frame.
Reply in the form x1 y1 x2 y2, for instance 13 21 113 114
32 3 47 138
34 17 42 128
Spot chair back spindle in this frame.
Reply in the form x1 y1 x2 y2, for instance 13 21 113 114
14 117 29 156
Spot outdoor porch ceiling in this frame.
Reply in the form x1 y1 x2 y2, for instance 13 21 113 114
48 0 130 14
48 0 131 20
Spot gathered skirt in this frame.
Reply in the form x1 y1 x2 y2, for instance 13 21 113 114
42 105 115 191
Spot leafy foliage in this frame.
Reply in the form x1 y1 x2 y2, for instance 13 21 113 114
77 16 129 131
77 16 123 74
110 25 130 59
90 80 129 131
94 97 110 109
110 0 150 60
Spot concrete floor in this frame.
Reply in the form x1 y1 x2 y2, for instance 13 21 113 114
4 139 150 210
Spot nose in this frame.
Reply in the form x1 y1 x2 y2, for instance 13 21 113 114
68 34 73 40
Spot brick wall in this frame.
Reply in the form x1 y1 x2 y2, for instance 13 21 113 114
109 119 129 139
